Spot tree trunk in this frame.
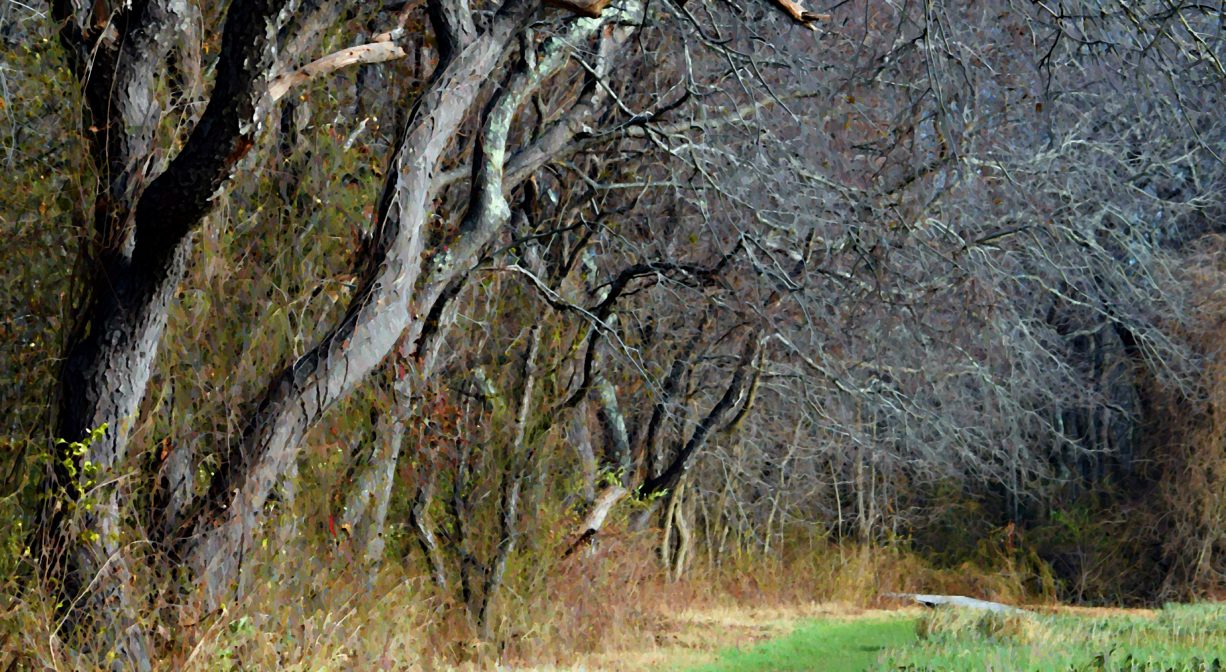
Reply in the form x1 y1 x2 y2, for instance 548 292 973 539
671 480 692 582
177 0 541 605
176 0 645 607
409 466 448 591
570 402 598 505
477 323 540 639
341 409 407 565
40 1 287 664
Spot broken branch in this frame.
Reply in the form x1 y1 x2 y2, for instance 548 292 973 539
769 0 830 30
269 41 407 102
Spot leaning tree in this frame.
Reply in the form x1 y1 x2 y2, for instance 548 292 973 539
29 0 827 666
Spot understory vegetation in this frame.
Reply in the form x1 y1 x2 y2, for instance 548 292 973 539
888 603 1226 671
0 0 1223 669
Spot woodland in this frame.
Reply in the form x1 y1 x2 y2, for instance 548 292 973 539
0 0 1224 669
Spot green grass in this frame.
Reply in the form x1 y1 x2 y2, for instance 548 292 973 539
684 617 917 672
683 604 1226 672
883 603 1226 671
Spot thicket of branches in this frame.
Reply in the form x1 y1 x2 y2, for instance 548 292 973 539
0 0 1223 668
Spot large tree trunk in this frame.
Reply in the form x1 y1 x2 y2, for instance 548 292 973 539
39 1 287 665
31 0 817 663
48 251 190 670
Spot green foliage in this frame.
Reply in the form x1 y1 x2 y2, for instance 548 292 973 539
598 466 625 489
54 422 107 502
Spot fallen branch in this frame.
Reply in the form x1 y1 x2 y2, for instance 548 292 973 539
769 0 830 29
886 593 1026 613
269 41 407 102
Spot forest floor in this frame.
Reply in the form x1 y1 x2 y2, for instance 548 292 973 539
529 601 1226 671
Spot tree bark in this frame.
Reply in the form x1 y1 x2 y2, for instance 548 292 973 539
40 1 287 665
477 324 541 639
562 485 627 558
340 407 407 565
410 465 449 591
670 480 692 582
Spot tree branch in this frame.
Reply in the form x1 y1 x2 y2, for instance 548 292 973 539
177 0 545 605
766 0 830 30
562 485 627 558
428 0 478 65
640 338 760 499
269 41 409 102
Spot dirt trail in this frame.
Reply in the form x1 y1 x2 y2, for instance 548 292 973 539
522 602 921 671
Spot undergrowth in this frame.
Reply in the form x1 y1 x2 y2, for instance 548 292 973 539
0 519 1034 670
887 603 1226 671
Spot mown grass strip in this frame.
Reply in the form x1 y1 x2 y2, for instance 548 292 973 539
683 617 916 672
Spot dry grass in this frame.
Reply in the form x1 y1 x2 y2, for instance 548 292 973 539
1033 605 1158 618
0 526 1035 671
523 602 922 672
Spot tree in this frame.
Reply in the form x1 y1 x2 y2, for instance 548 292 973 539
27 0 826 665
6 0 1223 666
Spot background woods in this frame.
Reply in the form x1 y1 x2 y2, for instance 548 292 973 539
0 0 1224 668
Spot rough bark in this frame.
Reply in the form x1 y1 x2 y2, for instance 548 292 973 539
40 1 287 665
30 0 814 660
177 0 540 606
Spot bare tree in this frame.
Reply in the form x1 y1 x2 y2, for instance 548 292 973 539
29 0 832 663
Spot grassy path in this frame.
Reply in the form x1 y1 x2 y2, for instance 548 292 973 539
547 601 1222 670
679 603 1226 672
685 617 916 672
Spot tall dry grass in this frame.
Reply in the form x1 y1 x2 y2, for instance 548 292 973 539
2 515 1048 671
